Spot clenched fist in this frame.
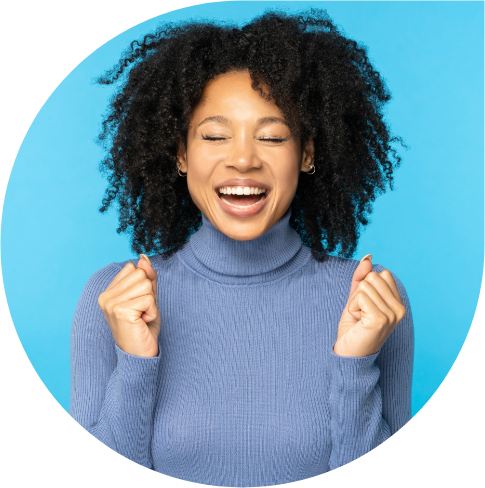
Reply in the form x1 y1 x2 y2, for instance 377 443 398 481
334 254 406 358
98 254 161 358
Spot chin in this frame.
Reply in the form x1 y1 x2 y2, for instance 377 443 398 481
223 226 265 242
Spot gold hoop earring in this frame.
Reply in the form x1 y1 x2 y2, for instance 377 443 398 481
307 164 315 175
177 166 187 177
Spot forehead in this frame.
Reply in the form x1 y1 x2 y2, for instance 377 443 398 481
192 71 284 120
189 71 300 136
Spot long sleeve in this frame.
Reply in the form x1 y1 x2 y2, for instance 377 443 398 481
328 267 414 470
69 262 160 469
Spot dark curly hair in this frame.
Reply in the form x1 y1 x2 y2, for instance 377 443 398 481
95 8 406 260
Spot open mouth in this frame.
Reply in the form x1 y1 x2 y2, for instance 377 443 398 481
216 186 268 208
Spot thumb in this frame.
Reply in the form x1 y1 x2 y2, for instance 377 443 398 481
348 254 373 300
137 254 158 299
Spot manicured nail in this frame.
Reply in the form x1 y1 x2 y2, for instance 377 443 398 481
140 253 151 266
359 254 372 264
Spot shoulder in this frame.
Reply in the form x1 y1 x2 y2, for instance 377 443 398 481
80 249 181 298
307 249 410 300
310 250 412 312
307 250 361 282
77 261 124 302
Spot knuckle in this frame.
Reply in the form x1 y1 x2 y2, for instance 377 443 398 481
388 311 397 324
135 268 147 280
366 271 379 282
353 290 364 301
125 262 136 271
380 269 392 278
112 303 122 316
357 281 370 292
142 278 153 291
105 299 114 314
375 313 388 328
398 304 406 320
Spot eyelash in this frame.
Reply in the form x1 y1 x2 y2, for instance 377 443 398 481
201 135 289 143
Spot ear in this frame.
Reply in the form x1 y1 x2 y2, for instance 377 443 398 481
301 137 315 173
177 142 188 173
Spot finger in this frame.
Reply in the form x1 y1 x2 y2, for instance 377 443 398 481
349 280 398 326
114 294 159 328
378 269 404 305
105 277 156 313
138 254 158 302
348 254 373 299
104 262 137 292
351 270 404 315
337 291 390 356
115 295 158 342
103 267 149 303
364 270 401 304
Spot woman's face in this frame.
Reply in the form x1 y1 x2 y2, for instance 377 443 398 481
178 70 314 241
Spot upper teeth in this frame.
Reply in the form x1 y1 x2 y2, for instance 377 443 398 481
218 186 266 195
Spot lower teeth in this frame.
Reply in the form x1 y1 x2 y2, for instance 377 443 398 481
220 195 265 208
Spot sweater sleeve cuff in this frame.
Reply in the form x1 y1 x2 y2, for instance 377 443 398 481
329 346 381 393
115 344 161 382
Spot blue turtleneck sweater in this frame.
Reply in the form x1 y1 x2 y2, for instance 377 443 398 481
70 208 414 486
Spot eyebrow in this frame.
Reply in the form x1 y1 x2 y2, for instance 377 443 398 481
197 115 290 128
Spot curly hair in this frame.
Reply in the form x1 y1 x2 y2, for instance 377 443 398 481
95 8 406 260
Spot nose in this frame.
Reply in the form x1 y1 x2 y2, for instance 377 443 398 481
225 136 262 172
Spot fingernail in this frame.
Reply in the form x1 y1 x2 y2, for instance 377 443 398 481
359 254 372 264
140 253 151 266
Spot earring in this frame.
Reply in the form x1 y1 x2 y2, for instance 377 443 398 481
307 164 315 175
177 164 187 177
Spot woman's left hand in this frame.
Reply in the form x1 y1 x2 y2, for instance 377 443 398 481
334 255 407 357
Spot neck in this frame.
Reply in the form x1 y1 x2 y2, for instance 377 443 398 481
177 207 311 285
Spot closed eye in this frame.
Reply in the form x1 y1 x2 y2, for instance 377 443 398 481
202 135 289 142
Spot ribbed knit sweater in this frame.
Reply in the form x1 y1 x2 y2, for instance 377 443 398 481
70 207 414 487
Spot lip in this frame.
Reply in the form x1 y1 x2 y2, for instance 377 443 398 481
214 184 271 217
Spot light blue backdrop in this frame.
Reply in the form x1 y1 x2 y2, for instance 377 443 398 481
2 1 483 415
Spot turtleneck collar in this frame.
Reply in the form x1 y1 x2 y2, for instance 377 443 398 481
176 207 311 285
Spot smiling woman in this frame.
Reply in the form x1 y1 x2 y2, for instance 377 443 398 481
90 9 402 260
177 71 315 237
69 8 413 487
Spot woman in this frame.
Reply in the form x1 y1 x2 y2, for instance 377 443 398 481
70 9 413 486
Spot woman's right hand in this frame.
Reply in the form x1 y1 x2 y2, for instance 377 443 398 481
98 255 160 358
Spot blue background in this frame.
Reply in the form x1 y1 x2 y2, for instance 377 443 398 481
2 1 483 415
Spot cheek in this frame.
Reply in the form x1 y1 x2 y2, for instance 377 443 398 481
187 144 222 176
269 153 301 193
185 147 220 202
